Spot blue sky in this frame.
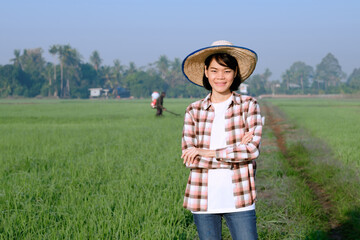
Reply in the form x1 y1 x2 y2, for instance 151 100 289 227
1 0 359 80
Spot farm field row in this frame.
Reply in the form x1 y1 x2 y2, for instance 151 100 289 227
264 98 360 239
267 98 360 169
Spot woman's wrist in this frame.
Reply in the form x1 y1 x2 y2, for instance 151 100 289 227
201 149 216 158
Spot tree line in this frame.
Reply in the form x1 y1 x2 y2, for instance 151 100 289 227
247 53 360 96
1 45 359 99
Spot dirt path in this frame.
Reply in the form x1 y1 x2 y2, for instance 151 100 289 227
261 101 343 240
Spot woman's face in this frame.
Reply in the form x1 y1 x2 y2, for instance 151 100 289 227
204 58 235 95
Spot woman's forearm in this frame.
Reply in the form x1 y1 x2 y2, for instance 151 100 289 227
198 149 216 158
182 148 216 165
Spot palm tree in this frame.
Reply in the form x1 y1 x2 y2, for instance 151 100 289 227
44 63 53 96
56 45 81 98
282 70 291 91
156 55 169 80
56 45 65 97
62 45 81 97
90 50 102 72
101 66 114 89
127 62 137 75
49 45 58 97
169 57 184 87
112 59 124 86
11 49 23 70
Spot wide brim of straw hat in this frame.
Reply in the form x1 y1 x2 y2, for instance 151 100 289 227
182 41 258 87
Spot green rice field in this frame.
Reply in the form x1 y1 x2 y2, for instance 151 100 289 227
1 97 359 239
0 99 195 239
266 97 360 239
268 98 360 169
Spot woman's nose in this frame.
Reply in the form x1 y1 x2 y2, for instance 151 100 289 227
217 72 225 79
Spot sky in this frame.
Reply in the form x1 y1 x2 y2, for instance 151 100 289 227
1 0 360 80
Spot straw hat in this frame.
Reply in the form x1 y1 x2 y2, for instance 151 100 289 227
182 40 258 86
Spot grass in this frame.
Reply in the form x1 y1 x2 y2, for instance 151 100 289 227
255 124 331 239
0 99 197 239
267 98 360 169
0 98 358 239
265 98 360 239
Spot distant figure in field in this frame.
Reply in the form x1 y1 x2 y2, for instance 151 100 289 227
156 92 166 116
151 91 160 109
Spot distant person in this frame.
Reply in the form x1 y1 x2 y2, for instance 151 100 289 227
156 92 166 116
151 91 160 108
181 40 263 240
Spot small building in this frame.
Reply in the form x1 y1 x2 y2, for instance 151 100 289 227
89 88 102 98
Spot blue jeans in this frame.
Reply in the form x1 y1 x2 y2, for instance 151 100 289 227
193 210 258 240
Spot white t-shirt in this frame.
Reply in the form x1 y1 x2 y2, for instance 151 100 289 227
194 95 255 214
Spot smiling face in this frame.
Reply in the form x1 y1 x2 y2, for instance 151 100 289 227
204 58 236 96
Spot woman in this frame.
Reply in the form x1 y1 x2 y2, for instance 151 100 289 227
181 40 262 240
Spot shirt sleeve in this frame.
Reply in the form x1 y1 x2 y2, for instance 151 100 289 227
181 107 216 169
215 100 262 163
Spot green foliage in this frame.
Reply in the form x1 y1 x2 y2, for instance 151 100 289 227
347 68 360 89
89 50 102 71
76 63 100 98
314 53 346 91
281 61 314 93
125 71 168 98
1 47 360 98
0 64 30 97
166 83 208 98
247 69 272 96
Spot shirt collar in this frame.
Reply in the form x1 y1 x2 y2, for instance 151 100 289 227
202 91 241 110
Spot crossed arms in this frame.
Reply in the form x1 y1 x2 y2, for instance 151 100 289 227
181 101 262 168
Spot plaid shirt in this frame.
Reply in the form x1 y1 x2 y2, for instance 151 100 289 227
182 92 262 211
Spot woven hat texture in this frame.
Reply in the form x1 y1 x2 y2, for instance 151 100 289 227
182 40 257 86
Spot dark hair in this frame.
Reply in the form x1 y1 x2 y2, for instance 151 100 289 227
202 53 242 91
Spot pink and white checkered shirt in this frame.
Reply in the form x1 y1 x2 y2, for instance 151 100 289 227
182 92 262 212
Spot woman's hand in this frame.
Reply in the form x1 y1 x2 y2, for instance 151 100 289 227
241 132 254 144
181 148 215 165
